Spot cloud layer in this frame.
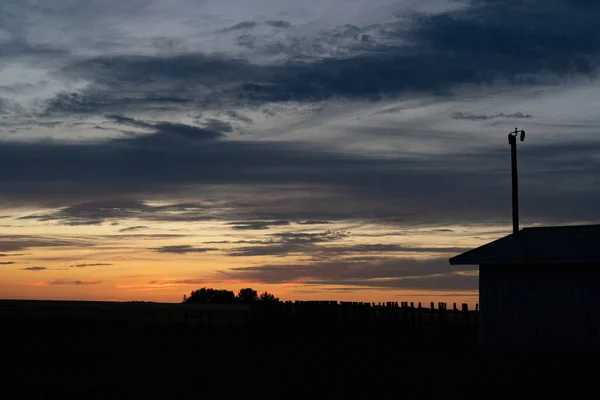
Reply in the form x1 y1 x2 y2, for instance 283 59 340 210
218 257 478 291
2 0 600 300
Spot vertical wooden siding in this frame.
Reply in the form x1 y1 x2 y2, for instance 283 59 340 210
480 263 600 352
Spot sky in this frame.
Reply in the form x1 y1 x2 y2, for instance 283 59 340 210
1 0 600 305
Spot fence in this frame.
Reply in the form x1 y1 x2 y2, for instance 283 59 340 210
181 301 480 335
185 300 479 331
0 299 478 332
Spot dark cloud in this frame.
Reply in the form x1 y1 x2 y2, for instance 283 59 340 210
153 245 219 254
451 112 533 121
220 20 290 33
265 20 291 29
43 91 192 114
9 4 600 230
4 3 600 232
118 226 149 233
411 0 600 77
106 234 188 239
0 40 67 61
218 257 477 291
2 131 600 227
219 110 254 124
201 118 234 133
18 199 214 226
0 98 8 115
19 199 150 226
6 3 595 229
228 230 351 257
228 220 291 230
106 114 226 144
22 266 47 271
220 21 259 32
46 55 260 114
228 0 597 101
36 0 599 115
229 232 470 258
69 263 112 268
0 236 87 252
318 244 472 255
228 244 300 258
272 231 351 243
0 261 17 265
324 273 478 291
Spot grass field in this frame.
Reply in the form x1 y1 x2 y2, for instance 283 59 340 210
0 302 596 399
2 323 595 399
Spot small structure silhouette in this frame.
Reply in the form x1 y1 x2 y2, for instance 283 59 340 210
450 224 600 352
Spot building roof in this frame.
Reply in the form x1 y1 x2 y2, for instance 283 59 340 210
449 224 600 266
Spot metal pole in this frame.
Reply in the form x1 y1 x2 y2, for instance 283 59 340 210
508 127 525 234
510 134 519 234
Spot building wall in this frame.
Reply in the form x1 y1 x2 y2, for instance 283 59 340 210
480 263 600 352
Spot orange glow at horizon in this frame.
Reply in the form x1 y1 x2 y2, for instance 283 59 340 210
0 211 499 307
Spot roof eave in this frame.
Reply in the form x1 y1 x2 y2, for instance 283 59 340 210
449 258 600 266
449 259 480 266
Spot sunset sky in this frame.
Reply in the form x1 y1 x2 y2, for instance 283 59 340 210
1 0 600 304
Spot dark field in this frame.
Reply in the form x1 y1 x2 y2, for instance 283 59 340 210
0 301 596 399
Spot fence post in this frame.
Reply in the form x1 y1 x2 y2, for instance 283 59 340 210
453 303 458 326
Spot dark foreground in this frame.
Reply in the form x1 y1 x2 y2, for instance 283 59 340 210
0 298 597 399
1 321 597 399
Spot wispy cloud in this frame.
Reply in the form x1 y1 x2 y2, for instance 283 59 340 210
50 280 102 286
26 279 102 286
69 263 112 268
228 220 291 230
116 279 214 289
22 266 47 271
152 245 219 254
118 226 149 233
228 230 351 257
217 257 477 291
450 112 533 121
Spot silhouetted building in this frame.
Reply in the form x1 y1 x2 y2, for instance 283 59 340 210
450 224 600 352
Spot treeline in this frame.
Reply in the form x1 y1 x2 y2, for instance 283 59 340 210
183 287 279 304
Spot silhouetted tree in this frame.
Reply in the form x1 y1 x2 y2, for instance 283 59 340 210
212 290 236 304
183 287 279 304
184 288 236 304
236 288 258 304
259 292 279 302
